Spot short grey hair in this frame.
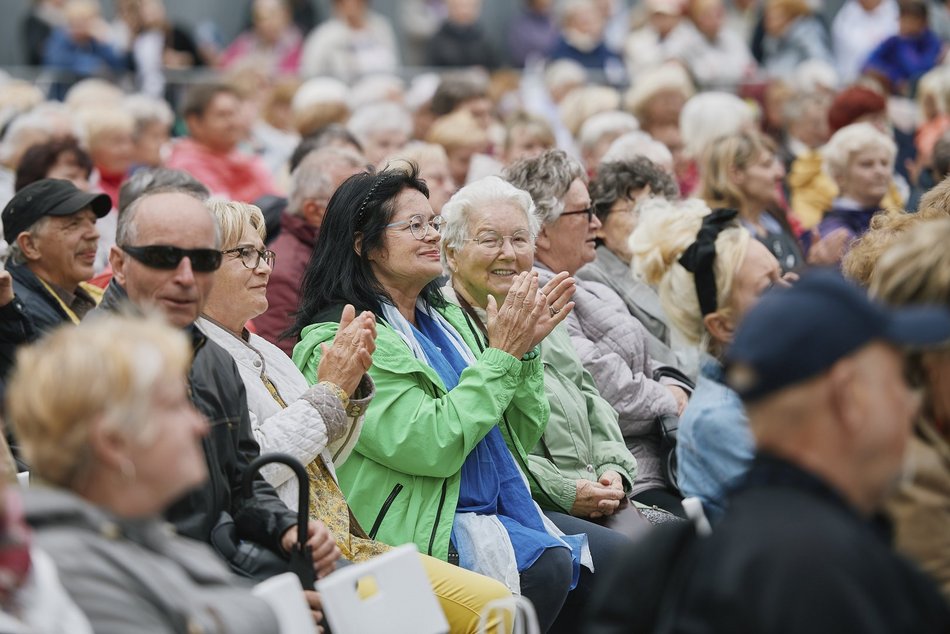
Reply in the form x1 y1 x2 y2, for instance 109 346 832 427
7 216 51 265
118 167 210 214
123 94 174 135
287 146 365 215
822 122 896 182
503 149 586 225
117 190 220 249
440 176 540 270
578 111 640 152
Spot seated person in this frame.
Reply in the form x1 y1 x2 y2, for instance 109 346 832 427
11 313 316 632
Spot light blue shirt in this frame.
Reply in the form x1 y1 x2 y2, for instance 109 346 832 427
676 356 753 520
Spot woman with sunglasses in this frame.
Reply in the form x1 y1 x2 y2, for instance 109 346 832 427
289 165 591 633
196 200 515 634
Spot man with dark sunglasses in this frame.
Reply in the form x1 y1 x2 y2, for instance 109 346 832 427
96 190 337 587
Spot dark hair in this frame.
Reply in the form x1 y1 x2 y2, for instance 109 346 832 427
15 137 93 192
287 163 438 339
289 124 363 172
430 75 488 117
898 0 927 20
932 133 950 181
181 82 239 119
591 157 679 221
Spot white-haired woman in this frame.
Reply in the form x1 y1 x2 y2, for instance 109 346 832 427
10 314 301 632
506 150 690 516
630 198 788 519
346 102 412 167
819 122 898 244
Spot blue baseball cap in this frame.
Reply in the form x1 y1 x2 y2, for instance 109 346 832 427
724 268 950 403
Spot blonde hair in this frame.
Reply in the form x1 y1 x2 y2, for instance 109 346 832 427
7 313 192 488
765 0 811 19
391 141 449 169
843 207 949 287
680 92 754 160
700 131 776 210
64 79 124 113
559 85 621 138
427 110 489 151
205 199 267 250
869 218 950 308
79 107 135 148
624 64 695 124
630 197 752 348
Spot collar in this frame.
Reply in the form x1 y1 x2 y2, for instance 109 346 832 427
699 354 726 383
280 211 319 247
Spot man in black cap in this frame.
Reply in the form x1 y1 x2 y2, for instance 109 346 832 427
587 269 950 633
0 179 110 388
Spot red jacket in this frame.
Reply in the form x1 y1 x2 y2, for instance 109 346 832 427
167 138 277 203
254 212 317 356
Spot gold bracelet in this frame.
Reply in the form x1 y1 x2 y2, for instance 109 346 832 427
318 381 350 411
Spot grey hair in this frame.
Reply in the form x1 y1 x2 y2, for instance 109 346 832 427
7 216 52 265
123 94 174 135
287 146 366 216
600 131 674 167
0 110 53 164
117 190 220 249
346 102 412 144
503 149 587 225
821 122 896 182
118 168 210 214
440 176 540 270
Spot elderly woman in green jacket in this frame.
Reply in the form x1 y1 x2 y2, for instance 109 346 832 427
289 164 601 633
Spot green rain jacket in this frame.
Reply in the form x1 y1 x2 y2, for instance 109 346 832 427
292 302 549 561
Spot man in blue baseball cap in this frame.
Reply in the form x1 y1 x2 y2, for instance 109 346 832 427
587 269 950 633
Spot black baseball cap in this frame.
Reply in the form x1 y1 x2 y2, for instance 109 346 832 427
2 179 111 244
725 268 950 403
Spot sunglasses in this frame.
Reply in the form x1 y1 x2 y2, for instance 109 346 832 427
120 245 223 272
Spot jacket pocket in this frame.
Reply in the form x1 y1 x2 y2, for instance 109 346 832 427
369 483 404 540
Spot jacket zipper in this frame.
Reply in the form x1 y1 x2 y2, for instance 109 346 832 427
369 483 403 540
428 480 448 556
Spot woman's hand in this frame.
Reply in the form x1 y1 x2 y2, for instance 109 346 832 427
807 228 850 266
571 479 625 519
316 304 377 396
529 271 576 349
281 519 341 579
303 590 325 632
486 271 547 359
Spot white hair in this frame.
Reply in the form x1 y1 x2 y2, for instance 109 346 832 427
349 74 406 110
543 59 588 94
346 102 413 143
821 122 897 182
288 145 366 215
680 92 754 159
578 111 640 152
790 59 839 94
601 131 674 169
624 63 695 119
291 77 349 114
123 94 174 133
440 175 540 269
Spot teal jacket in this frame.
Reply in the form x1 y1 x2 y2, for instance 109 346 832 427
292 302 549 561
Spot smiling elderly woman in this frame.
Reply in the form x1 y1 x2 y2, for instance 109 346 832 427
818 122 898 244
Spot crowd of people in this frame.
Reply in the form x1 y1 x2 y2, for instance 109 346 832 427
1 0 950 631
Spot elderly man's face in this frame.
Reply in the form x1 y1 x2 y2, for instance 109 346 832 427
20 209 100 290
111 193 218 328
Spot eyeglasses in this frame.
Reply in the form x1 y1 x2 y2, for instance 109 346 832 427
120 245 222 272
386 214 445 240
469 230 534 253
222 246 276 270
560 206 594 222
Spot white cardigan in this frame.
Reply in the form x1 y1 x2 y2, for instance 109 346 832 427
197 317 372 510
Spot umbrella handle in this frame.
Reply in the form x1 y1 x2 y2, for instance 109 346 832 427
243 453 310 550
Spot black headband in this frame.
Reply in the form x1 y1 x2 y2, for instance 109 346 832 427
354 172 391 227
678 208 739 317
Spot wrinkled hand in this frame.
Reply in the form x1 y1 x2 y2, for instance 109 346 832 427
487 271 546 359
317 304 376 395
281 520 340 579
303 590 325 632
599 470 629 510
0 270 13 307
572 479 625 519
807 228 850 266
529 271 576 349
666 385 689 416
